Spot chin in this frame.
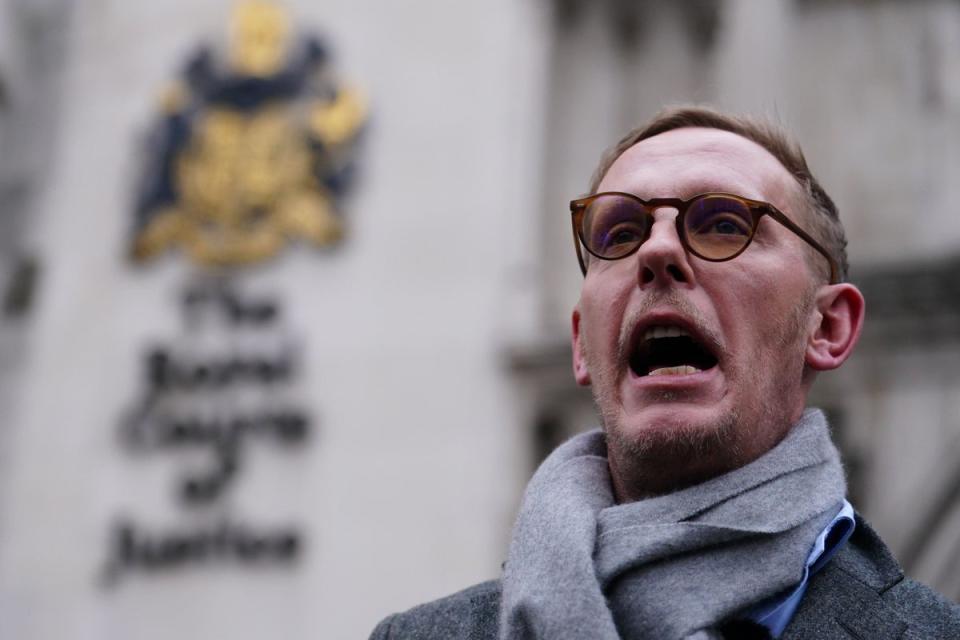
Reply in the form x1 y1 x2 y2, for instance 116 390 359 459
605 405 743 467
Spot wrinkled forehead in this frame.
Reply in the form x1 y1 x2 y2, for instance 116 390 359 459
597 127 800 211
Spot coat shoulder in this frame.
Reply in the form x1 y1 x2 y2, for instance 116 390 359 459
834 516 960 639
369 580 501 640
786 514 960 639
885 577 960 640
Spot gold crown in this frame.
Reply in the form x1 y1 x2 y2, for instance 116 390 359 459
229 1 291 77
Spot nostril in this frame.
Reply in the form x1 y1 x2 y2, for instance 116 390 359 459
640 264 687 286
667 265 687 282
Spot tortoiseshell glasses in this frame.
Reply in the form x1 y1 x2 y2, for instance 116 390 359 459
570 192 839 284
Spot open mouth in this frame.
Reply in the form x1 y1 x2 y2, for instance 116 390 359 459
629 325 719 377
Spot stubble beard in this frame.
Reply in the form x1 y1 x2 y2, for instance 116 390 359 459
581 287 816 499
588 359 743 497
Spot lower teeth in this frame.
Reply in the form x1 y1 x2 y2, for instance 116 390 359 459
649 365 701 376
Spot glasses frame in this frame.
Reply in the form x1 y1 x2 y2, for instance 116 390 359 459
570 191 840 284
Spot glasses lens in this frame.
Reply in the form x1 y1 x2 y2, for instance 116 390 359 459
684 195 754 259
581 195 649 259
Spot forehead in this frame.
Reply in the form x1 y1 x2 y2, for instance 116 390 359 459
597 127 797 208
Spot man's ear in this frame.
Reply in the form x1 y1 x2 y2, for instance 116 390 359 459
571 308 591 386
805 283 865 371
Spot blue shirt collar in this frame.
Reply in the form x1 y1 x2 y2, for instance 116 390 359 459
745 500 856 638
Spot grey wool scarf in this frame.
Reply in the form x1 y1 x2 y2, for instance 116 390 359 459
499 409 846 640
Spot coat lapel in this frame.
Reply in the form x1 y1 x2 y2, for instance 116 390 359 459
783 515 907 640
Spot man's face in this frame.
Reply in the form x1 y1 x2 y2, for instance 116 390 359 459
572 127 821 493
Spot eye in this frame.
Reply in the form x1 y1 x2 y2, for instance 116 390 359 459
602 223 644 249
686 198 753 237
581 195 649 258
684 196 755 260
702 213 751 236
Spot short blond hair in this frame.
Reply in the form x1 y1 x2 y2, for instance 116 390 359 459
590 106 848 282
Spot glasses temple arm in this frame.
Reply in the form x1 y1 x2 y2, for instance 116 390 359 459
571 206 588 276
766 208 840 284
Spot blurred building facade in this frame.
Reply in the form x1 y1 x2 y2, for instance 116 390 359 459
0 1 957 638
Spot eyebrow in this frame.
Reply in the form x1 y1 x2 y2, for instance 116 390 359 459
620 185 757 201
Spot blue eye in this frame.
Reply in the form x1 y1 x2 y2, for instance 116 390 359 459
583 195 649 258
602 224 643 249
684 196 755 259
686 200 752 238
709 216 750 236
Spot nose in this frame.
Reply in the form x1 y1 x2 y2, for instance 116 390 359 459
636 208 696 287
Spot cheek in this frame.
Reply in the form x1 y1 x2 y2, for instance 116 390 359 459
579 275 631 349
716 281 793 354
743 284 814 365
579 302 617 360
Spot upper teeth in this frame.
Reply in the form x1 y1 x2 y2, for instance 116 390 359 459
643 325 690 341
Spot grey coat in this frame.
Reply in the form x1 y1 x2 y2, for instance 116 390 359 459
370 516 960 639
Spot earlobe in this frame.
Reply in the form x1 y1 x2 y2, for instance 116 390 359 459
571 308 592 386
805 284 865 371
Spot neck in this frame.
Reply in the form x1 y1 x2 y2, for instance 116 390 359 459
607 443 745 502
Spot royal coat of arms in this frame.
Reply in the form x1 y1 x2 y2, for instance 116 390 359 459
131 1 365 266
